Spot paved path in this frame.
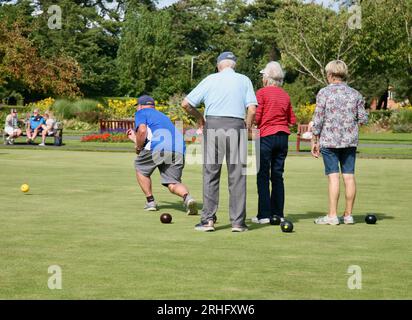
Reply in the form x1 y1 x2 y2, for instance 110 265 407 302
64 135 412 148
292 142 412 148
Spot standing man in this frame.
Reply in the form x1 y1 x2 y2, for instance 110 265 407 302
182 52 257 232
127 95 198 215
4 108 22 145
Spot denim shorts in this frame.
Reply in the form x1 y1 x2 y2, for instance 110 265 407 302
320 147 357 175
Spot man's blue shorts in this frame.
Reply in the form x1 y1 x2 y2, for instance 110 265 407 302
320 147 357 175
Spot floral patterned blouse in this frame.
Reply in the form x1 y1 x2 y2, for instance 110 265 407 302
312 83 368 148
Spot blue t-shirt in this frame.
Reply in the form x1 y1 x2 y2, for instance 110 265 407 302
134 108 186 154
30 115 45 130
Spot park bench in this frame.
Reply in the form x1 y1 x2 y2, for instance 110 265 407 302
99 119 134 133
99 119 204 144
2 122 64 146
296 124 311 152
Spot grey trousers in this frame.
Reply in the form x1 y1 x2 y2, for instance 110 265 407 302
202 116 247 227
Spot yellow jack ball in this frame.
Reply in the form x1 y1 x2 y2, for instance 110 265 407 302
21 184 30 193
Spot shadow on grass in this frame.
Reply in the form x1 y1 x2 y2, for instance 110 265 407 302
159 201 204 214
214 219 274 231
154 206 275 232
287 211 395 223
1 142 66 147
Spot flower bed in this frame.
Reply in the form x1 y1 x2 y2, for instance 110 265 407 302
81 133 130 143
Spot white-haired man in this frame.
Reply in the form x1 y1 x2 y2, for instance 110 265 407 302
182 52 257 232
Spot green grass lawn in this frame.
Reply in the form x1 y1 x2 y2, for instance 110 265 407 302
0 149 411 299
2 135 412 158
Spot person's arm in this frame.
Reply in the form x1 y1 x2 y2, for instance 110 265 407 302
287 100 297 126
311 91 326 158
255 90 263 126
129 111 149 154
357 96 368 126
181 98 205 130
245 78 258 129
127 124 147 154
246 105 256 130
5 115 12 127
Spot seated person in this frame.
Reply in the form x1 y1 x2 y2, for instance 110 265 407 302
302 121 314 140
4 108 22 144
38 112 56 146
26 108 46 144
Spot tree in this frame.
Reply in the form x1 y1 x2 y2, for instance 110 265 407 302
117 2 180 98
272 0 411 101
0 21 82 98
29 0 124 97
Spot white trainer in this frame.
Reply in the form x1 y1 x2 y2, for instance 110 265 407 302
251 217 271 224
314 215 340 225
340 215 355 224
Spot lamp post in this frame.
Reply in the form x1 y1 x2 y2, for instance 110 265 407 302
191 56 198 83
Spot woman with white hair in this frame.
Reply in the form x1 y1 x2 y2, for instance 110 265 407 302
252 61 296 224
311 60 368 225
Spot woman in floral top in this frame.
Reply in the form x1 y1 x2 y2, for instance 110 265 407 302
311 60 368 225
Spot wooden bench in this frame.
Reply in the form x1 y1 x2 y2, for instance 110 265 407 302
3 123 64 146
99 119 134 133
296 124 311 152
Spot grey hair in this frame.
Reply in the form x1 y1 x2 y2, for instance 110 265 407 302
325 60 348 81
261 61 284 86
217 59 236 70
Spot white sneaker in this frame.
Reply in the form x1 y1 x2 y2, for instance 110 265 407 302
251 217 271 224
39 143 46 146
144 201 158 211
184 197 198 215
340 215 355 224
314 215 340 225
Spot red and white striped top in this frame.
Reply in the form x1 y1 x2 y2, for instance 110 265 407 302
255 86 296 138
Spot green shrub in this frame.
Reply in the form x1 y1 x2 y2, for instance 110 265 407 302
76 111 102 124
390 109 412 133
72 99 100 113
165 94 197 127
392 124 412 133
72 99 101 124
283 80 317 108
294 103 316 124
62 119 99 131
53 99 76 119
368 110 393 123
53 99 101 123
397 109 412 124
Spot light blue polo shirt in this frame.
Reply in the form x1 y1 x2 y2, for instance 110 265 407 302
186 68 257 119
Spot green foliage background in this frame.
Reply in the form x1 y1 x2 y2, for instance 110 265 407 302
0 0 410 106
